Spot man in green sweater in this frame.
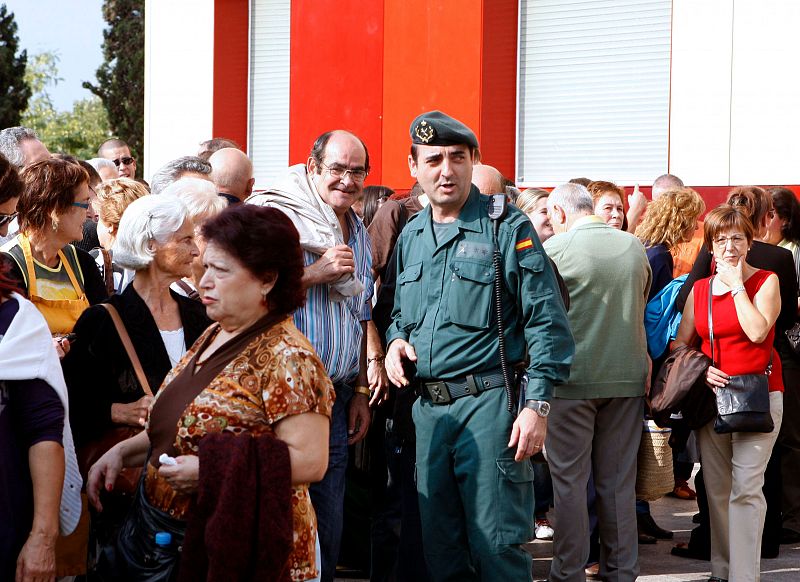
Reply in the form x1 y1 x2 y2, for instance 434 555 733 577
543 182 652 582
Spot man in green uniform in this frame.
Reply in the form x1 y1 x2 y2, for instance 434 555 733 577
385 111 574 582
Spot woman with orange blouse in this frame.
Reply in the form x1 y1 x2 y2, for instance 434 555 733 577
86 205 333 581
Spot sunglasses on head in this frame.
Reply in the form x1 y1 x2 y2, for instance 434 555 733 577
112 156 135 167
0 212 18 227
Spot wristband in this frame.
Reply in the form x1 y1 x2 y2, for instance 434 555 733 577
367 355 385 364
730 285 746 297
354 385 372 397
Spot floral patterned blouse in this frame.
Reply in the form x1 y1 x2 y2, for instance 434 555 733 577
144 317 334 581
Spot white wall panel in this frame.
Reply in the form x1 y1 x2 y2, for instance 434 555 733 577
668 0 733 186
729 0 800 185
249 0 290 189
144 0 214 182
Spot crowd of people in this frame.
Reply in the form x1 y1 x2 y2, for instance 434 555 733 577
0 110 797 582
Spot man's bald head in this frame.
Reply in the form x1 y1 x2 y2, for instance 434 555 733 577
209 147 254 203
652 173 684 200
471 164 505 195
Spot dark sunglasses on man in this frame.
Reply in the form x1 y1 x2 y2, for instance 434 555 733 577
0 212 17 227
112 156 135 167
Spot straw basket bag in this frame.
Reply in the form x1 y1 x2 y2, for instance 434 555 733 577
636 420 674 501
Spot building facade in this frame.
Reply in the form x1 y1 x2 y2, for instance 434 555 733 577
145 0 800 204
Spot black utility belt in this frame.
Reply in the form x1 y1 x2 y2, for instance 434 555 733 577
417 368 507 405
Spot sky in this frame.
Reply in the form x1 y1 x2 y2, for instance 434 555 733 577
4 0 106 112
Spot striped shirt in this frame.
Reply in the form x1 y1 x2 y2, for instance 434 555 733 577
293 210 373 383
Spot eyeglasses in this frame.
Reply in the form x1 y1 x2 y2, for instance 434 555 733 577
72 201 91 210
112 156 135 167
0 212 17 227
320 162 368 183
713 234 748 247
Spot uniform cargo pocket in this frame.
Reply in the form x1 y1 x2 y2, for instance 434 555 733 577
448 260 493 328
397 262 423 326
495 457 534 546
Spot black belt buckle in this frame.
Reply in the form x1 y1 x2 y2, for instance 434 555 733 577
426 381 452 404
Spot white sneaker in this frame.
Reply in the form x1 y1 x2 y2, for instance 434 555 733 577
535 518 554 540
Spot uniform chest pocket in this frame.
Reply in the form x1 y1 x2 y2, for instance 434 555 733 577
448 259 494 329
397 262 424 327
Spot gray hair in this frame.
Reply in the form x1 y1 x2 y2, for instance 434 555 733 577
86 157 117 174
652 173 684 199
0 126 39 168
547 183 594 216
149 156 212 195
160 177 226 225
112 195 190 271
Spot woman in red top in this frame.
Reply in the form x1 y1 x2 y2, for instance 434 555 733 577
676 205 783 582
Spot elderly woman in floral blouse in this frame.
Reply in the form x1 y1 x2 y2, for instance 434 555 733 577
87 205 333 581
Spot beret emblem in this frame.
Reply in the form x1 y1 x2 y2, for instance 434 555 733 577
414 120 435 144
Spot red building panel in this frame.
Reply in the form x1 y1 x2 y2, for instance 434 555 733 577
213 0 250 151
288 0 384 182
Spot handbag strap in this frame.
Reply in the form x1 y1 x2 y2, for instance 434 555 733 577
708 276 716 367
100 303 153 397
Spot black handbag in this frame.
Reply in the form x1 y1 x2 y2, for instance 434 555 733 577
94 472 186 581
707 276 774 434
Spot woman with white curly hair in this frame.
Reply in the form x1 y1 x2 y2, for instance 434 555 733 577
62 196 211 568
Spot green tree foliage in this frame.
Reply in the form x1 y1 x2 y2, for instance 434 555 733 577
84 0 144 169
0 4 32 128
21 52 112 160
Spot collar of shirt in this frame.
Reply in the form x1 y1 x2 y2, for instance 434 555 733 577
572 215 606 229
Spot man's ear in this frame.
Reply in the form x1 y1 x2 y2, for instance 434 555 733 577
553 204 567 225
307 157 317 175
408 154 418 179
245 177 255 196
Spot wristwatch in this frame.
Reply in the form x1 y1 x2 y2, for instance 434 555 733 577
730 285 746 297
524 400 551 417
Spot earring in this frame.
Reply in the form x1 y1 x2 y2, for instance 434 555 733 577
262 289 268 303
52 221 58 231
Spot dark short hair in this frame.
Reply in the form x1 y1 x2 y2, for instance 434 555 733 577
98 138 130 156
310 130 370 173
201 205 306 317
727 186 770 230
18 158 89 233
703 205 755 251
568 177 592 187
767 187 800 244
0 153 24 205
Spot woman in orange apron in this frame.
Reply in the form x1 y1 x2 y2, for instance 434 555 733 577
0 157 108 577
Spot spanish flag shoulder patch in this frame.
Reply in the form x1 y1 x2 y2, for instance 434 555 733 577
515 238 533 252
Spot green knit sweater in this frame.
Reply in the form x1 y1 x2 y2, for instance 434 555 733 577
543 219 652 399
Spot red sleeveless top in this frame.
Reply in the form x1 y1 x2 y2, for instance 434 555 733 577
693 269 783 392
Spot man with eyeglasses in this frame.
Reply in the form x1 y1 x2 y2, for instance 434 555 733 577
247 130 373 582
98 138 137 179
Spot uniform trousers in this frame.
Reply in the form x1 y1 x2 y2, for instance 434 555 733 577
546 396 643 582
698 391 783 582
413 387 534 582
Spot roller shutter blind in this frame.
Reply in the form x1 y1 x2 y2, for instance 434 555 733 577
516 0 672 186
249 0 291 188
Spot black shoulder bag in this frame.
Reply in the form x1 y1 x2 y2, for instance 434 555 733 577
708 276 775 434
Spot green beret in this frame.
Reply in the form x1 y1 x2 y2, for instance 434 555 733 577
409 110 479 149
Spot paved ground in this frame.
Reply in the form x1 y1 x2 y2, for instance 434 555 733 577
337 470 800 581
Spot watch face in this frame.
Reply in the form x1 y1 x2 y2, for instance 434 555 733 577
539 402 551 416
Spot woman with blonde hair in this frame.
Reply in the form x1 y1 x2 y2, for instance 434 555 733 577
516 188 554 243
92 178 149 294
635 187 706 300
